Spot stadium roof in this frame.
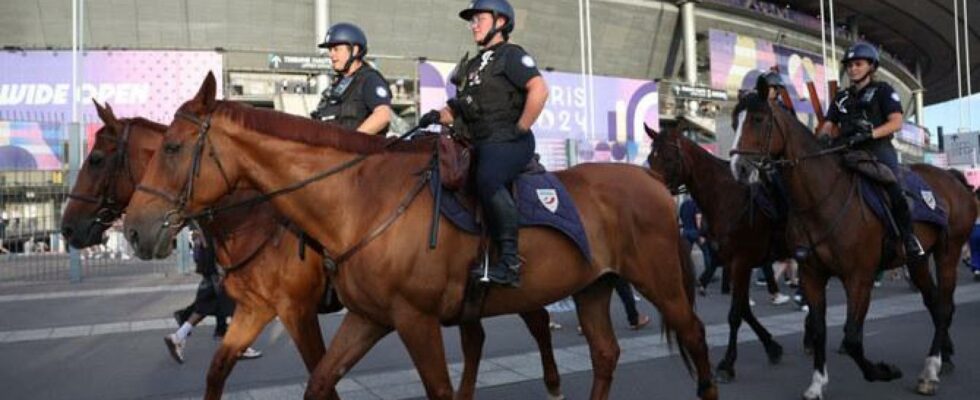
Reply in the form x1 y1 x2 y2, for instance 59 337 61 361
772 0 980 105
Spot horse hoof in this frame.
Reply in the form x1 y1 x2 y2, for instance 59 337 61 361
715 366 735 384
766 342 784 364
545 393 566 400
801 391 823 400
916 379 938 396
940 360 955 375
871 362 902 382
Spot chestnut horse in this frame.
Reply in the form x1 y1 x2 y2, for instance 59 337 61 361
646 120 786 383
61 102 563 400
730 89 974 399
123 73 717 400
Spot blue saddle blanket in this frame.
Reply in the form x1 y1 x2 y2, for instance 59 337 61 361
434 172 591 261
860 169 948 230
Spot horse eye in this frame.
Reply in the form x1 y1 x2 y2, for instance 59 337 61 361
88 152 104 166
164 142 182 154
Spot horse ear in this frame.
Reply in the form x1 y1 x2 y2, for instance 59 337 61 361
755 75 770 100
644 123 659 140
93 99 120 127
192 71 218 111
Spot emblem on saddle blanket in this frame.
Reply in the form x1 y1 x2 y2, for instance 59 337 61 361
537 189 559 213
921 190 936 210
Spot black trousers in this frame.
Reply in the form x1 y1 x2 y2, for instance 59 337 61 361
474 134 535 204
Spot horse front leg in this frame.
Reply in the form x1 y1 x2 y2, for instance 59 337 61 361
304 312 392 400
204 304 275 400
395 308 455 400
456 321 486 400
518 308 564 400
840 271 903 383
801 270 830 400
277 301 326 372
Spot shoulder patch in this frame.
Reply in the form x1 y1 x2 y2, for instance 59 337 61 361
376 86 389 98
890 92 900 102
521 55 536 68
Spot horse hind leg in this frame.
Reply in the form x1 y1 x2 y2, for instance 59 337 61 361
625 267 717 400
572 280 619 400
518 308 564 400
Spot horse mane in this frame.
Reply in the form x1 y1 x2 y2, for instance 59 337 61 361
216 101 431 154
128 117 168 132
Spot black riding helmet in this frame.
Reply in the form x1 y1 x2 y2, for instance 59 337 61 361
318 23 368 74
459 0 515 46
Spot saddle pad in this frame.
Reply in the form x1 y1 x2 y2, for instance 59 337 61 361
859 168 948 230
434 172 592 261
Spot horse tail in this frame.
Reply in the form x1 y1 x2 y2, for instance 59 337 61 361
659 236 698 377
945 168 972 191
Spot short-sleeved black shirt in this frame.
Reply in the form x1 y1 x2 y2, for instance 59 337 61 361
358 71 392 110
826 81 902 128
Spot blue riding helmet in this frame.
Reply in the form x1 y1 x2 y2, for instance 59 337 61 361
842 42 879 68
459 0 516 35
319 22 368 58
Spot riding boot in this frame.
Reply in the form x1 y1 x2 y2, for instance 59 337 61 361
485 188 521 287
887 183 924 259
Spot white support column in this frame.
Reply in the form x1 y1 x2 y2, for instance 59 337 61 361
68 0 84 282
315 0 330 94
679 1 699 86
914 63 925 126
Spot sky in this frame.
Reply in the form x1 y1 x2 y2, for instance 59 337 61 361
923 93 980 142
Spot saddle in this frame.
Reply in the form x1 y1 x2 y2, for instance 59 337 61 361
842 150 897 185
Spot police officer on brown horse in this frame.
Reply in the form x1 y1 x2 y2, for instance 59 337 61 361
419 0 549 287
818 42 924 258
311 22 392 135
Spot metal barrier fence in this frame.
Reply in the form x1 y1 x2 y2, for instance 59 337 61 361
1 149 187 283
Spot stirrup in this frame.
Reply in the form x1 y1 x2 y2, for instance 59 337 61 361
906 235 925 257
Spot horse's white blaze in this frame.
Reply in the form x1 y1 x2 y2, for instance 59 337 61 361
730 111 748 179
803 368 829 400
918 355 942 382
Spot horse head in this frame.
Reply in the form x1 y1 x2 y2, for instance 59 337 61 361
124 71 243 260
62 101 164 248
646 122 690 194
729 84 788 185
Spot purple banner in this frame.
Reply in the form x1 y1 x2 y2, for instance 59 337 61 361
709 29 828 114
419 61 658 167
0 51 223 124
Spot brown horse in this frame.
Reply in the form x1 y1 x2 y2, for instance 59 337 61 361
123 73 717 400
61 102 563 400
730 89 975 399
646 120 786 383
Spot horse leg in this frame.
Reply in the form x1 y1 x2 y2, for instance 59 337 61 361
626 273 717 400
716 260 749 383
801 270 830 400
518 309 564 400
906 255 944 395
934 240 959 376
305 312 392 400
572 280 618 400
840 270 903 383
204 304 275 400
277 302 326 372
456 321 485 400
394 308 455 399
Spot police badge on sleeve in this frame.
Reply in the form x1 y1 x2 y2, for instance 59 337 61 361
537 189 559 213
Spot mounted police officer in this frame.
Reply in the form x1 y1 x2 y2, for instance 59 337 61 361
418 0 549 287
311 22 392 135
818 42 924 258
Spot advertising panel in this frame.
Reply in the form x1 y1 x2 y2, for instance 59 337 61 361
0 50 223 124
419 61 658 169
709 29 828 114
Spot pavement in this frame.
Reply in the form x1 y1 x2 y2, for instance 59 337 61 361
1 264 979 400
